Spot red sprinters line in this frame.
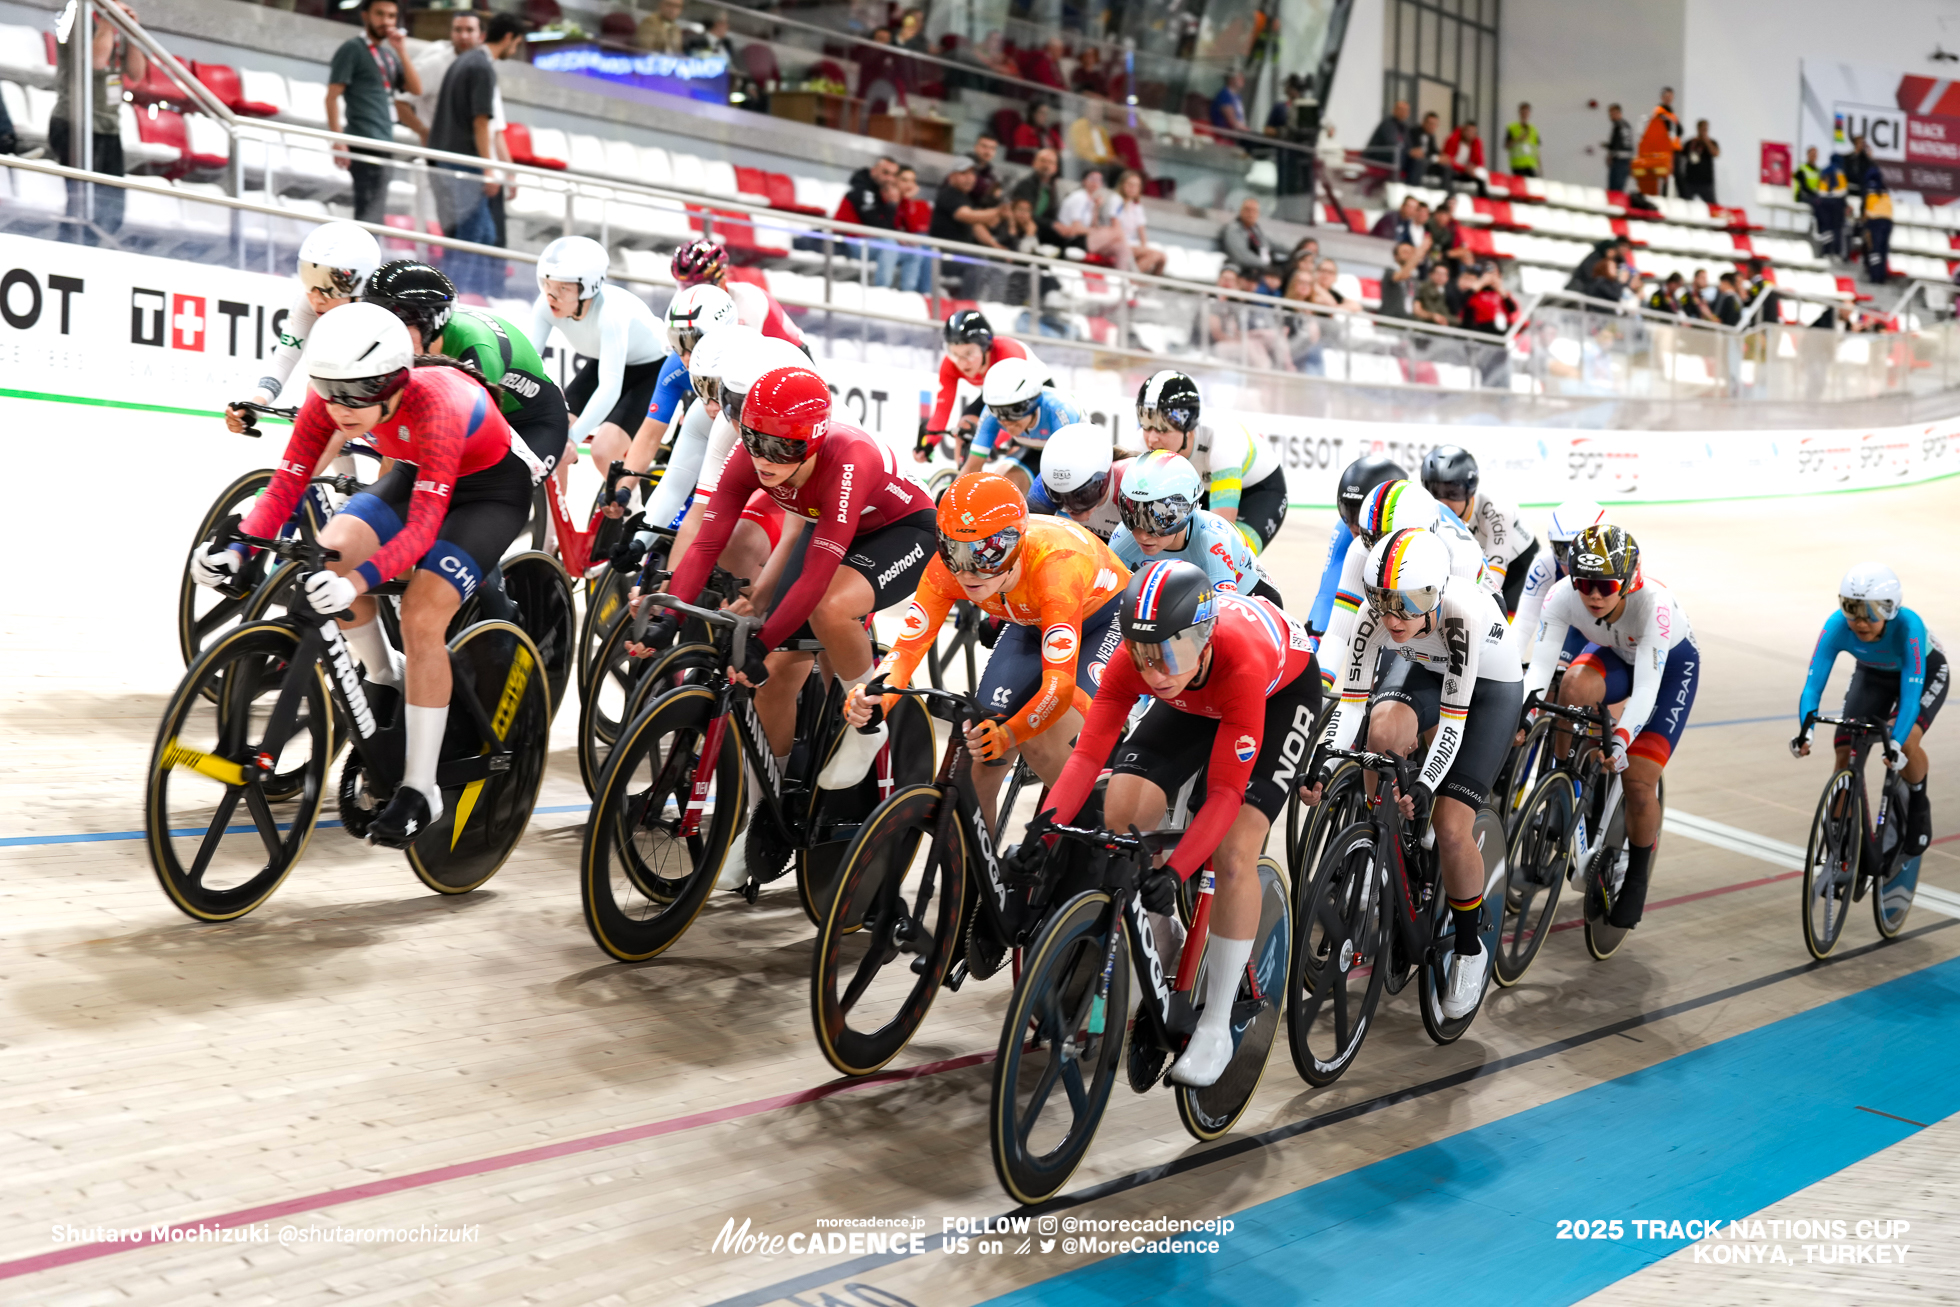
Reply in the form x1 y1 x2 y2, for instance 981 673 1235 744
1548 868 1804 933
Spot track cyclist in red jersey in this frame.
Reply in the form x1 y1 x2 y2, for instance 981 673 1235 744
672 238 807 349
189 305 535 845
836 473 1130 825
1027 559 1321 1087
920 309 1041 461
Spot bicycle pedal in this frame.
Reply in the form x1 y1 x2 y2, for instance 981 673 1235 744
943 960 969 992
740 879 759 905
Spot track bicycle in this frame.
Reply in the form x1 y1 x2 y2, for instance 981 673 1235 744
1797 712 1920 959
145 498 551 921
989 820 1291 1205
1285 747 1507 1088
578 593 935 963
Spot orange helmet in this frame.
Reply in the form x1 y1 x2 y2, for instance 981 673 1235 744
738 365 832 464
936 472 1027 574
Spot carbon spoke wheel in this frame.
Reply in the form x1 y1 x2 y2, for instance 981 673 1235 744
796 697 938 927
1494 773 1575 987
1419 807 1506 1044
177 469 276 673
576 627 718 799
1286 820 1388 1087
1802 770 1864 960
1176 858 1290 1141
576 571 631 699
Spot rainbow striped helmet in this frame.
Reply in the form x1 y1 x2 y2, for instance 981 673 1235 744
1364 528 1449 617
1355 479 1442 548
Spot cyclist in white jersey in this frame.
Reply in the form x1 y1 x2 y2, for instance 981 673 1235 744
1135 369 1287 553
1508 499 1607 665
524 236 666 480
1421 445 1539 616
224 222 380 434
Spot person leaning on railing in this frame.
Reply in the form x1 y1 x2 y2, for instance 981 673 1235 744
49 0 146 240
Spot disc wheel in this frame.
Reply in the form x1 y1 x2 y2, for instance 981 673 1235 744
1286 819 1388 1087
1418 806 1506 1045
796 696 937 927
1176 858 1290 1141
403 621 550 895
989 890 1127 1206
500 551 577 720
177 469 276 672
810 782 968 1076
1802 769 1864 960
1494 772 1575 987
580 685 743 962
145 620 332 921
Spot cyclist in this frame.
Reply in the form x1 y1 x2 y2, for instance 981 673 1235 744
1793 563 1944 855
1312 528 1525 1017
1031 559 1321 1087
226 221 381 435
1306 453 1407 641
834 474 1128 827
1508 498 1606 665
1135 370 1287 555
525 235 666 482
1523 525 1699 929
191 305 532 846
611 283 739 512
1029 421 1133 541
957 357 1080 494
1420 444 1539 616
363 260 567 479
672 238 806 348
921 309 1041 463
1108 451 1276 603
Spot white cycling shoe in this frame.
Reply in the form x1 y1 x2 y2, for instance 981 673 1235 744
1440 945 1491 1019
715 831 750 891
817 723 886 791
1170 1022 1234 1088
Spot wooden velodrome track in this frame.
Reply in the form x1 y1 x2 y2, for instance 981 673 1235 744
3 396 1957 1305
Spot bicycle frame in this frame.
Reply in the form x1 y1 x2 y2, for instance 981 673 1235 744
1810 713 1908 874
1322 748 1434 963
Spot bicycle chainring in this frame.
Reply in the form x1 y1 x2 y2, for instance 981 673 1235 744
1128 1031 1168 1094
964 912 1008 981
743 813 797 886
337 754 384 841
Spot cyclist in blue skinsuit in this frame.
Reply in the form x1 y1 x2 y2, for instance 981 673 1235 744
1793 562 1946 854
957 355 1082 495
1109 451 1281 606
1308 454 1407 638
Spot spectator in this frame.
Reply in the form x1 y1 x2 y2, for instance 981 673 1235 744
1265 73 1306 136
1068 99 1119 179
929 156 1006 297
1503 102 1540 176
1603 104 1634 194
1678 120 1720 203
1211 69 1248 133
1792 144 1824 202
1363 99 1411 176
1684 268 1719 322
1204 267 1285 370
692 13 738 62
1428 203 1471 269
1010 147 1062 242
1712 271 1744 326
837 155 899 228
1313 258 1358 312
1012 102 1063 161
891 165 933 293
1644 271 1687 315
1021 36 1069 91
1103 169 1167 275
1841 134 1878 198
1053 169 1127 265
895 8 928 52
396 9 480 145
1862 172 1894 283
635 0 689 53
49 0 146 242
1405 110 1441 184
1412 261 1456 326
1812 156 1851 257
970 132 1004 207
1460 263 1518 334
1568 234 1632 300
1743 259 1781 324
1280 263 1326 371
1281 236 1320 290
428 12 524 295
1220 196 1272 270
326 0 421 228
1633 87 1681 196
1440 119 1486 193
1379 240 1422 318
1251 265 1284 298
1371 194 1430 258
969 31 1020 81
1071 45 1105 96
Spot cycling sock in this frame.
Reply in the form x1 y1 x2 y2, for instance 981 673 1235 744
343 619 400 688
1449 894 1484 955
1195 935 1253 1033
403 703 448 820
1625 842 1654 886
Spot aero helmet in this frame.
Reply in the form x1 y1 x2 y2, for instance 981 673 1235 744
1839 562 1902 623
936 472 1027 575
1117 450 1203 538
363 259 455 341
297 220 381 299
1040 422 1116 517
1121 559 1217 675
304 302 414 409
738 365 832 465
1337 453 1410 534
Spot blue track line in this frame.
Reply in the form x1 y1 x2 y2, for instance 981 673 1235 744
0 804 592 849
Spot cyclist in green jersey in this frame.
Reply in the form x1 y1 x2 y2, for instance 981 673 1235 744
364 260 569 477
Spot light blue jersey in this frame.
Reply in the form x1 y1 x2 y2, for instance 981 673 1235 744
972 389 1082 468
1798 607 1938 746
1110 508 1261 594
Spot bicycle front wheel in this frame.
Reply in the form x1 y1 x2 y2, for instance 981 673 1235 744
1803 769 1864 960
1177 857 1290 1141
990 890 1128 1206
1286 819 1387 1087
577 626 718 799
500 550 577 721
576 570 631 698
1419 806 1506 1044
177 469 275 671
1494 772 1575 986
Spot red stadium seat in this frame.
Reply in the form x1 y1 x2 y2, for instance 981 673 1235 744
133 108 188 174
505 123 566 170
764 171 824 216
734 165 771 198
191 62 280 117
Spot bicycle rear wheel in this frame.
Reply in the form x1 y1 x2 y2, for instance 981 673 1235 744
580 685 743 962
1802 769 1864 960
576 571 631 698
810 782 968 1076
500 551 577 720
1494 773 1575 986
1286 819 1387 1087
146 621 332 920
989 889 1128 1206
178 469 276 672
1177 857 1289 1141
1419 806 1506 1044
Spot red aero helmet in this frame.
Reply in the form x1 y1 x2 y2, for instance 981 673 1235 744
739 365 833 464
671 238 728 286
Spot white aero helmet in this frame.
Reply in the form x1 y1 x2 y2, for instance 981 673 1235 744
1839 562 1902 623
1353 478 1441 548
688 323 763 405
719 335 814 425
1546 498 1607 567
304 302 415 408
981 355 1044 422
1041 421 1116 515
1364 527 1451 619
666 283 737 354
297 221 381 299
536 235 611 300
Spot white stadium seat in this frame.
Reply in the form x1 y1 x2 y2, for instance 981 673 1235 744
669 150 707 195
636 145 674 188
0 23 52 85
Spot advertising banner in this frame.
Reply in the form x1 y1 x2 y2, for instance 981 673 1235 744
1799 58 1960 200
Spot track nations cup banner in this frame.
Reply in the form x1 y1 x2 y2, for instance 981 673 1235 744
1799 58 1960 201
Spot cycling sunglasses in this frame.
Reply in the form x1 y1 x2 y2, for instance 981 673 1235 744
1840 596 1894 622
938 527 1022 575
692 374 722 408
300 263 362 297
1364 583 1443 617
1050 470 1109 517
1117 493 1194 539
722 384 747 425
987 396 1040 424
1137 408 1194 434
739 422 809 466
1571 576 1623 598
1126 628 1209 676
310 370 408 409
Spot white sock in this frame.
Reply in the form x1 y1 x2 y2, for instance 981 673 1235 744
1195 935 1254 1033
343 619 400 688
402 703 448 820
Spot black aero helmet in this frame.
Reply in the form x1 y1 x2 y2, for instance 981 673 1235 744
1337 453 1409 534
1568 523 1640 592
944 308 994 352
1120 559 1217 675
1137 369 1201 435
364 259 456 341
1420 444 1479 504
